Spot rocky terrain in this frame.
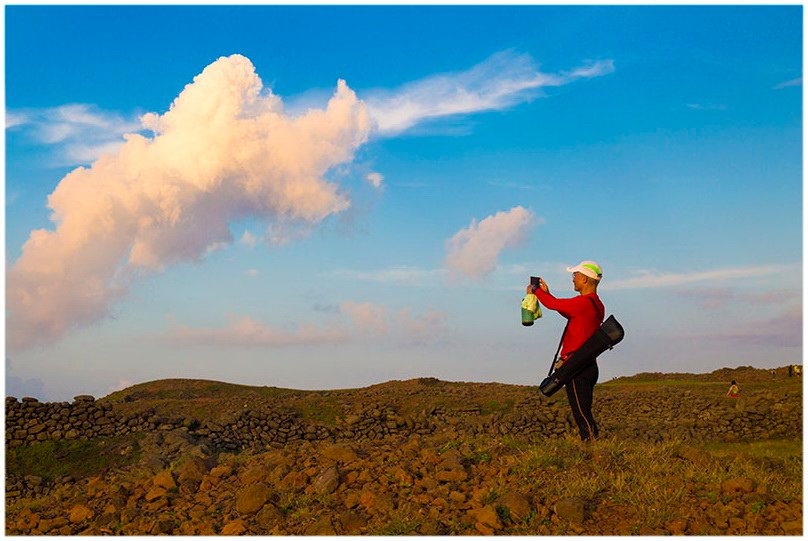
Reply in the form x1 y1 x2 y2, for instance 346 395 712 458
5 366 802 535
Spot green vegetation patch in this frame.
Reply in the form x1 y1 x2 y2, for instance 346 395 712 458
7 435 142 482
480 399 515 416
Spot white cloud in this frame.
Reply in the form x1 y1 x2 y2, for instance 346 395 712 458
7 54 371 351
365 172 384 188
340 300 388 333
445 206 537 280
166 315 350 348
773 77 802 90
686 103 727 111
605 264 797 290
687 304 802 348
6 103 143 164
239 230 258 248
164 301 449 349
395 308 450 346
365 51 614 136
332 265 448 286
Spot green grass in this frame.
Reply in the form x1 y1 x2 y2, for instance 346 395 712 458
295 399 340 426
6 435 142 482
698 438 802 460
480 399 515 416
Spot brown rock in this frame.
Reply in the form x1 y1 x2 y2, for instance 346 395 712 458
721 477 755 494
177 456 208 485
152 471 177 490
665 518 688 535
339 511 366 534
221 519 248 535
68 505 93 524
240 465 270 485
145 486 168 502
209 464 232 478
782 520 802 535
554 497 586 523
435 469 468 482
499 491 532 523
304 517 336 535
312 465 341 494
236 483 273 515
15 509 40 530
467 505 503 530
281 470 309 491
390 466 414 486
322 443 358 463
254 504 283 531
150 519 176 535
359 490 393 515
343 490 362 509
449 491 466 503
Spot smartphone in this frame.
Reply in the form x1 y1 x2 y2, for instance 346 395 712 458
530 276 540 286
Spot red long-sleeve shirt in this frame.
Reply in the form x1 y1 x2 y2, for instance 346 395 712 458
535 289 605 360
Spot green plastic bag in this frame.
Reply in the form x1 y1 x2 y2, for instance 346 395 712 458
521 293 542 326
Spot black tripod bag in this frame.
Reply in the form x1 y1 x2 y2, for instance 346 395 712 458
539 315 625 397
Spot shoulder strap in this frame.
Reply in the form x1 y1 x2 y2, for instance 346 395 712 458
588 296 604 322
548 321 569 377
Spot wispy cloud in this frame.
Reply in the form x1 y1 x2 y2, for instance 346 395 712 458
332 266 448 286
164 301 450 348
606 264 797 291
773 77 802 90
673 287 798 309
166 315 350 348
445 206 538 280
365 51 614 136
365 172 384 189
687 304 802 348
6 103 143 165
686 103 727 111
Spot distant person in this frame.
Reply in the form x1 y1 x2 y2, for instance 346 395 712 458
530 261 605 441
726 380 741 398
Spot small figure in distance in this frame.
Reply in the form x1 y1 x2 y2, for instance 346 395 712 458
726 380 741 398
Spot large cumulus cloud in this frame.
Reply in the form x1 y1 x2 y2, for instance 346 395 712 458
7 54 371 351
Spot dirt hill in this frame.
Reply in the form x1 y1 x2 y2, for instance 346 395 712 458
5 365 802 535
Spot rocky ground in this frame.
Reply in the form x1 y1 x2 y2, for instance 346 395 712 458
5 367 803 535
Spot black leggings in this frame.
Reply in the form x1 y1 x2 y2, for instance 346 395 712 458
564 362 599 441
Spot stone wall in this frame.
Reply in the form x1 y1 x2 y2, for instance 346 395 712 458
5 386 801 452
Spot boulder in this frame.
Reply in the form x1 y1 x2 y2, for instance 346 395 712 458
498 491 532 523
304 517 336 535
554 497 586 523
721 477 755 495
68 505 94 524
467 505 503 531
236 483 272 515
152 471 176 490
221 520 248 535
322 443 358 463
312 466 340 494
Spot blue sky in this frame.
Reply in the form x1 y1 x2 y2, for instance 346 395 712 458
5 5 802 401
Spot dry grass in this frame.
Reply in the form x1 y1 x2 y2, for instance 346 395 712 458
508 434 800 528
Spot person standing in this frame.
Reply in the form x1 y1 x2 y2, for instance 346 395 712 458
726 380 741 398
530 261 605 441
